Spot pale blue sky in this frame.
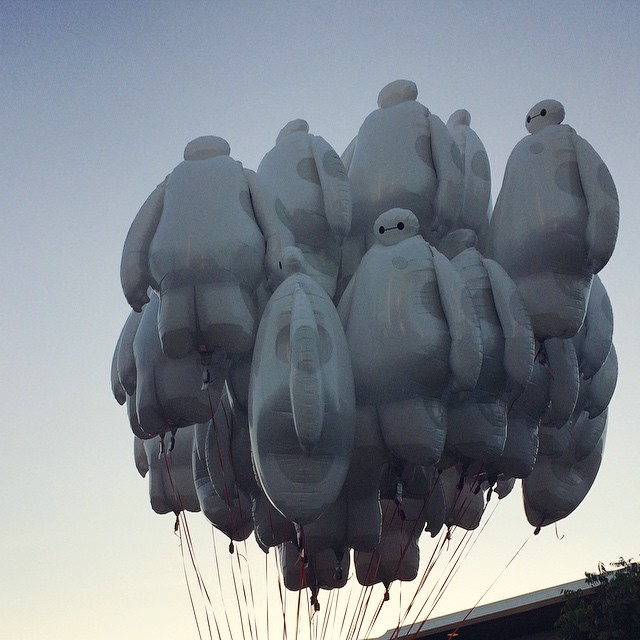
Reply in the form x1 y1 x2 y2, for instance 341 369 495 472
2 1 639 638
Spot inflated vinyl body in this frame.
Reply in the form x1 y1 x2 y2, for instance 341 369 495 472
129 292 226 437
111 308 143 406
192 421 253 540
206 381 296 550
381 464 446 538
572 274 614 380
249 247 356 525
440 466 486 531
523 418 607 529
121 136 266 359
143 426 200 515
486 100 619 339
339 405 389 552
355 496 427 588
278 543 350 594
541 343 617 464
256 119 351 299
338 80 464 293
446 109 492 245
338 209 482 470
444 247 534 466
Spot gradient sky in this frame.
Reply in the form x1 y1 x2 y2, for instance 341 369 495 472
2 2 639 638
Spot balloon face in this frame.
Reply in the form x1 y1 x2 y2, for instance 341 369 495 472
373 208 420 246
525 99 565 134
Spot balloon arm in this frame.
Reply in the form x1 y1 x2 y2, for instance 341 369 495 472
429 114 464 235
310 135 352 243
482 258 535 388
244 168 294 288
432 247 482 390
114 308 144 399
572 133 620 273
289 283 324 455
133 436 149 477
111 331 126 405
544 338 580 426
120 179 166 311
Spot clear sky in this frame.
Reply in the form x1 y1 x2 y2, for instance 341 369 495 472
2 1 639 638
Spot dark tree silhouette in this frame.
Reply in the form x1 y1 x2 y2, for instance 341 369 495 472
556 557 640 639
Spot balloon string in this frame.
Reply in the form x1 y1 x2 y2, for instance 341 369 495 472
406 497 501 640
338 570 355 640
391 527 450 638
274 547 288 640
447 531 532 638
162 448 218 640
207 388 242 545
210 528 236 640
235 541 259 640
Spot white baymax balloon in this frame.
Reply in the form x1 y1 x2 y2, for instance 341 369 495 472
578 343 617 421
278 543 349 595
341 405 389 552
338 80 464 292
142 426 200 515
192 422 253 541
255 119 352 299
355 497 427 588
446 109 492 245
440 466 485 531
249 247 356 525
392 464 446 538
111 308 143 405
131 292 226 438
523 419 606 530
540 337 580 429
572 275 614 380
486 99 619 339
445 247 534 466
211 366 298 550
120 136 267 358
338 209 482 468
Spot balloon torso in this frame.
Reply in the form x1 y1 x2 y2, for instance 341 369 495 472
348 101 437 239
258 131 342 296
150 156 264 287
148 155 266 356
341 234 450 403
487 124 591 338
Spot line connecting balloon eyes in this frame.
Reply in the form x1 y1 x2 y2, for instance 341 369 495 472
527 109 547 124
379 222 405 234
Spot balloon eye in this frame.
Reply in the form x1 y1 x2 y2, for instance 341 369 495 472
541 109 547 117
526 115 531 123
397 222 404 230
279 261 283 270
379 226 385 234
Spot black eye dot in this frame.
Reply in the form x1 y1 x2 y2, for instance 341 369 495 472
279 261 283 270
541 109 547 116
526 115 531 123
379 226 385 234
397 222 405 230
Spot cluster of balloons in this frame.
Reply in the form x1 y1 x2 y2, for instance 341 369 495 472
112 79 619 599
